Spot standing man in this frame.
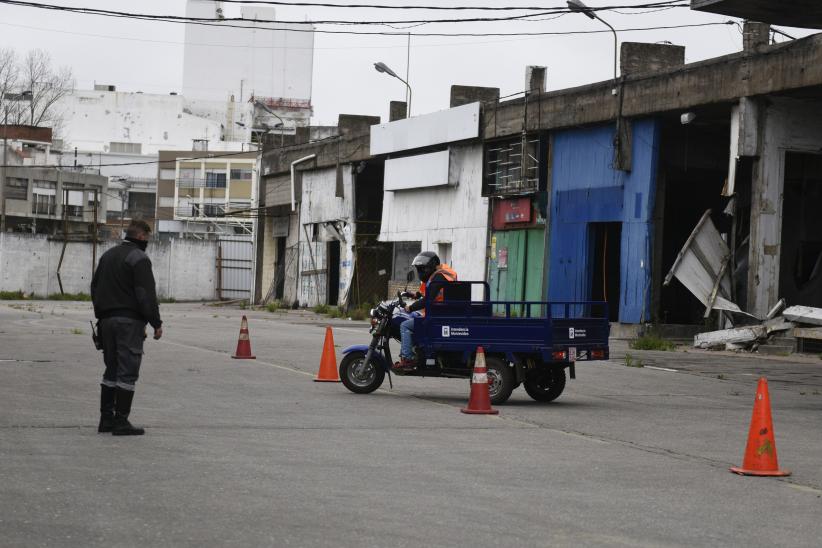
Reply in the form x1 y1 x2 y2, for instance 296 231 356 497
91 220 163 436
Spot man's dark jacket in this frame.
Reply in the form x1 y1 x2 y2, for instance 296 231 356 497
91 240 162 328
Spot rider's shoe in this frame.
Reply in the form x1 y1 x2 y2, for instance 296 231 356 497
393 357 416 371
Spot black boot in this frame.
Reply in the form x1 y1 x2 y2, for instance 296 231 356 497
98 385 116 433
111 387 145 436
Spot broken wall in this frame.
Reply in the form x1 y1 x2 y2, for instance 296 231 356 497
749 97 822 317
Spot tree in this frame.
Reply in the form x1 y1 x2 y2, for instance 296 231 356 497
0 48 73 128
0 48 20 120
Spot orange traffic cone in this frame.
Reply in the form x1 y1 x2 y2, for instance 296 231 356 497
314 326 340 382
231 315 256 359
461 347 499 415
730 377 790 477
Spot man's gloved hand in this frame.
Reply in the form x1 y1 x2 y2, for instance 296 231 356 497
153 327 163 340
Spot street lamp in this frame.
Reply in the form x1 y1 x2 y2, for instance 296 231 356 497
567 0 618 81
253 100 287 147
374 61 412 117
2 90 33 233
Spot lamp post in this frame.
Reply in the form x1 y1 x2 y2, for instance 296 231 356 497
374 61 412 117
567 0 618 81
1 90 33 234
253 100 287 147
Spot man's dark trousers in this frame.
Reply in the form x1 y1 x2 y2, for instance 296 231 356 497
99 317 145 434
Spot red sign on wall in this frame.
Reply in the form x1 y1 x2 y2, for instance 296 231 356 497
492 197 533 230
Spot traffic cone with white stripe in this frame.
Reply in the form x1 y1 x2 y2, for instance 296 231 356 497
232 315 256 359
461 347 499 415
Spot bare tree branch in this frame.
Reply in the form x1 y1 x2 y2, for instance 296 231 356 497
15 49 74 128
0 48 21 122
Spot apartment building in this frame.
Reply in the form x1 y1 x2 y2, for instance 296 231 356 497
156 150 258 238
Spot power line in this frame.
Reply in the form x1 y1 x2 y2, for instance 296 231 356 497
1 134 346 170
216 0 684 10
0 1 728 38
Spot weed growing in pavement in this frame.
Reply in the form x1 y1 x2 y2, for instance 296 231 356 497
239 301 248 310
716 374 726 380
312 303 330 315
0 290 25 300
624 353 644 368
349 306 369 321
326 307 346 319
800 391 807 396
159 297 177 304
630 334 676 351
813 390 821 396
266 301 285 313
70 328 84 335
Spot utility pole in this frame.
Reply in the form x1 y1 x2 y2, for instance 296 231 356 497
1 105 8 234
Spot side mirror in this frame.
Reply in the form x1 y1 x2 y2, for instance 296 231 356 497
406 270 415 283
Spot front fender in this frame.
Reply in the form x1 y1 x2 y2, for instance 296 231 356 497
342 344 390 372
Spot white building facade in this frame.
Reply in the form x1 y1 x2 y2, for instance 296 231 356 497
183 1 315 131
373 102 489 284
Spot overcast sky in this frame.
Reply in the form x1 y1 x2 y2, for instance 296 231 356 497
0 1 816 125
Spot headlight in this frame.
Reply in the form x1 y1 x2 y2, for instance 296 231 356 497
369 308 377 318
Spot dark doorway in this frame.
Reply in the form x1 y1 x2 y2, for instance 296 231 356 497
327 240 341 305
657 111 732 323
274 236 286 300
779 152 822 308
590 222 622 322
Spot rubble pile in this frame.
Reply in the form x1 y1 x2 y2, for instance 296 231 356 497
694 305 822 352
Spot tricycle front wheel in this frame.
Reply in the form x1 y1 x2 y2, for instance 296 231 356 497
340 351 385 394
524 367 566 402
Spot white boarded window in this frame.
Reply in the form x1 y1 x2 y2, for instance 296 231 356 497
110 142 142 154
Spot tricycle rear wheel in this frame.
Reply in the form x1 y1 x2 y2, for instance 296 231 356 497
484 356 515 405
340 351 385 394
524 367 566 402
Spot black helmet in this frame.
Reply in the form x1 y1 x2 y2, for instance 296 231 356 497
412 251 440 282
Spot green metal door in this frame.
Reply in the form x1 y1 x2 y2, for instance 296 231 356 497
488 228 545 315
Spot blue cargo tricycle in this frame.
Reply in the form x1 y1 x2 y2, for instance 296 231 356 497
339 280 610 404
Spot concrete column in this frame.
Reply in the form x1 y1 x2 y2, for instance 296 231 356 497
619 42 685 76
389 101 407 121
338 114 381 136
449 86 500 108
743 21 770 53
525 66 546 94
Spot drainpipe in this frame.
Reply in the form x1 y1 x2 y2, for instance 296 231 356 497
290 154 316 212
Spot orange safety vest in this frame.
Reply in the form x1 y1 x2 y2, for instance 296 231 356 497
418 264 458 315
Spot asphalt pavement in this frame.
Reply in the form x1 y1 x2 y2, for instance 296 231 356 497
1 301 821 547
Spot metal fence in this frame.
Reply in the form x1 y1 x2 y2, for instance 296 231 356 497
217 236 254 300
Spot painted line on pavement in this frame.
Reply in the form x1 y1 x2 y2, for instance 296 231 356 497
160 339 316 379
645 366 679 372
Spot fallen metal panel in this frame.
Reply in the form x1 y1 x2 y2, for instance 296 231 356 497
370 102 480 155
384 150 451 191
664 209 750 316
783 305 822 326
694 325 767 349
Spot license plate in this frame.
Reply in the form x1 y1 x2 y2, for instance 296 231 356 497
568 347 577 362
